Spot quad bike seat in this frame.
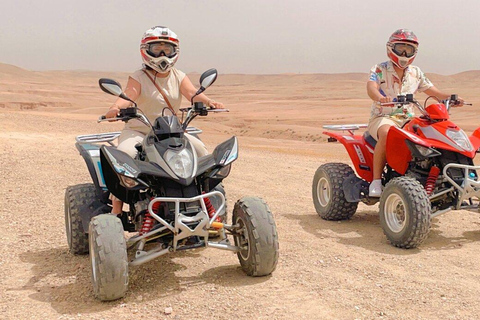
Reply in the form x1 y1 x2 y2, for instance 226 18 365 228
363 131 377 149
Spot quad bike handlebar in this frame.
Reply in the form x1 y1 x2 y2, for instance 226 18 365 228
98 103 229 132
377 94 471 119
98 107 149 124
179 102 229 130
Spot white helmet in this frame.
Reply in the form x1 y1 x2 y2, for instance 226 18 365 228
140 26 180 73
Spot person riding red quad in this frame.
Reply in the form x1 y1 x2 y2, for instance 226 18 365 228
367 29 464 197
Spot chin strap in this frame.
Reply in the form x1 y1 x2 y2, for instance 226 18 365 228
143 69 176 116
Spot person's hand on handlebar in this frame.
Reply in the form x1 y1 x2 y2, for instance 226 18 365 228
207 99 224 109
105 105 120 121
378 96 392 104
451 96 465 107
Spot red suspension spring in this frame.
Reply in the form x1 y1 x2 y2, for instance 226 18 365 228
424 166 440 196
202 192 222 222
140 201 160 235
203 196 216 218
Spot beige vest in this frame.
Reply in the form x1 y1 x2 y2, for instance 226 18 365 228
125 67 186 133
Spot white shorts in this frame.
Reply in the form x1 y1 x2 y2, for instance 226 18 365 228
367 117 401 141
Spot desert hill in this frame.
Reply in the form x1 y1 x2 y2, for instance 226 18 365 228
1 62 480 137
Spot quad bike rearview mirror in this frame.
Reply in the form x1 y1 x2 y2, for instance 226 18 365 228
199 68 218 90
190 68 218 104
98 78 134 104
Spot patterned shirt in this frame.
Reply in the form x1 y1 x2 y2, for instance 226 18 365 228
368 60 433 119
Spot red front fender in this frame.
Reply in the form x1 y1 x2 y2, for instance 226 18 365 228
469 127 480 152
386 126 431 174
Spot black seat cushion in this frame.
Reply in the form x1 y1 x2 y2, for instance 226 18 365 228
363 131 377 149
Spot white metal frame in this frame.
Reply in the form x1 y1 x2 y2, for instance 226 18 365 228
76 132 121 145
127 190 240 267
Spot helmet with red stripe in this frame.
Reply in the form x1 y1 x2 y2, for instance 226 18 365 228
386 29 419 69
140 26 180 73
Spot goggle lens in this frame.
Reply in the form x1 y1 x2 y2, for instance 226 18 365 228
147 42 176 58
392 43 416 58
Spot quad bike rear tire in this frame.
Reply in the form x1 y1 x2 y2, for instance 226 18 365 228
89 214 128 301
379 177 431 249
312 163 358 220
64 183 98 255
233 197 279 276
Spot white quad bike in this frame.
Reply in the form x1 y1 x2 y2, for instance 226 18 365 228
65 69 279 301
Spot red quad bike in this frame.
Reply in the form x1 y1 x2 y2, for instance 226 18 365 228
312 94 479 248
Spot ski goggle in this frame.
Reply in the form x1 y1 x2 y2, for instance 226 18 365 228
391 43 417 58
145 42 177 58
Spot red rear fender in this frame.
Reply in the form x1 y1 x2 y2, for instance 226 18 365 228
323 131 373 181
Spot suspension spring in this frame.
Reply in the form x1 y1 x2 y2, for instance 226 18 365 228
203 196 216 218
140 201 160 235
425 166 440 196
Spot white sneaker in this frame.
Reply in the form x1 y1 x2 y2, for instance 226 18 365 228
369 179 382 197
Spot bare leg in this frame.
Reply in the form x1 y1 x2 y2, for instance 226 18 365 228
369 124 391 197
111 197 123 215
373 124 391 180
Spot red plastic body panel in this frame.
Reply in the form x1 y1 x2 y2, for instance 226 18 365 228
403 118 476 157
425 103 449 120
324 131 374 181
470 127 480 152
386 126 430 174
387 118 477 174
324 106 479 180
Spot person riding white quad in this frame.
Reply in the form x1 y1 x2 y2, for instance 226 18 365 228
104 26 224 215
367 28 464 197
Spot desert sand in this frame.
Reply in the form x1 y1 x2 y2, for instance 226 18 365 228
2 62 480 319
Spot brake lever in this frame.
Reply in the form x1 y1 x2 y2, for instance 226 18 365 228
207 108 230 112
97 115 132 123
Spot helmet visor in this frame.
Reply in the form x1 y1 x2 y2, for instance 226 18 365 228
146 42 177 58
392 43 417 58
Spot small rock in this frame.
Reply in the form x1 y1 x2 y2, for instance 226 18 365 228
165 307 173 315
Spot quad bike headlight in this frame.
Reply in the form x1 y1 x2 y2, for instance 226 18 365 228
165 148 194 178
446 129 473 151
415 145 440 157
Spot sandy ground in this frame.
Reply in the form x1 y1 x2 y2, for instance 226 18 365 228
2 63 480 319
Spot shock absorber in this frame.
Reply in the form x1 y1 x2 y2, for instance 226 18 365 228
424 166 440 196
140 201 160 235
203 192 222 225
203 196 216 219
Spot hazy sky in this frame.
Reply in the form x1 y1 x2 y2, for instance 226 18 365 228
1 0 479 75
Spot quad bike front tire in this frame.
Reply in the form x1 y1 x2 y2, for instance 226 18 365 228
379 177 431 249
233 197 279 276
64 183 98 255
89 214 128 301
312 163 358 220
